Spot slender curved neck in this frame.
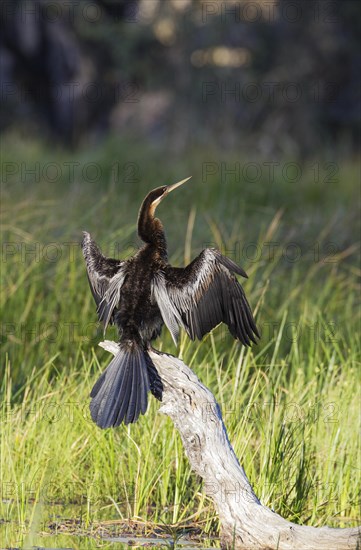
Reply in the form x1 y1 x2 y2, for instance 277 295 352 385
137 202 167 257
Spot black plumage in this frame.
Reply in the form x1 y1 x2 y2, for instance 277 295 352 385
82 177 260 428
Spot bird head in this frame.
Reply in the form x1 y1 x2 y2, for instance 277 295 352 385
147 176 192 216
138 177 192 245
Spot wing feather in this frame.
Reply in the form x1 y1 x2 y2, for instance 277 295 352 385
152 248 259 346
81 231 127 330
151 272 182 345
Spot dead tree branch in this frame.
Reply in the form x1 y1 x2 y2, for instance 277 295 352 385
99 341 360 550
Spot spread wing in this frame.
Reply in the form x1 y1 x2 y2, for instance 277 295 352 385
81 231 127 331
151 248 260 346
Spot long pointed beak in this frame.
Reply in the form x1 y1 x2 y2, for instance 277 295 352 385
167 176 192 194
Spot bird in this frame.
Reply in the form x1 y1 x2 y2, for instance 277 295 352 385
82 177 260 429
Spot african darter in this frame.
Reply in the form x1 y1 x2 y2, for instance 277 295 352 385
82 177 259 428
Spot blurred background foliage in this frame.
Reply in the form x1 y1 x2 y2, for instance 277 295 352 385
0 0 360 156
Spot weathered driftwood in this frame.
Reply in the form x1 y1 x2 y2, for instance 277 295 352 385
99 341 360 550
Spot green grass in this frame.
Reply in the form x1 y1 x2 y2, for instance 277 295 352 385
1 135 360 548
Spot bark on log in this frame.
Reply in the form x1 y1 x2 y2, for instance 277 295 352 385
99 341 360 550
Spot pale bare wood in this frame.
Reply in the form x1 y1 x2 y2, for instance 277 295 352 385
99 341 360 550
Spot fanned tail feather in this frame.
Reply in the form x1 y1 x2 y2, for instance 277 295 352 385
90 342 162 428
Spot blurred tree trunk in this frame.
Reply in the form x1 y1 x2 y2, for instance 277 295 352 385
0 0 138 147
